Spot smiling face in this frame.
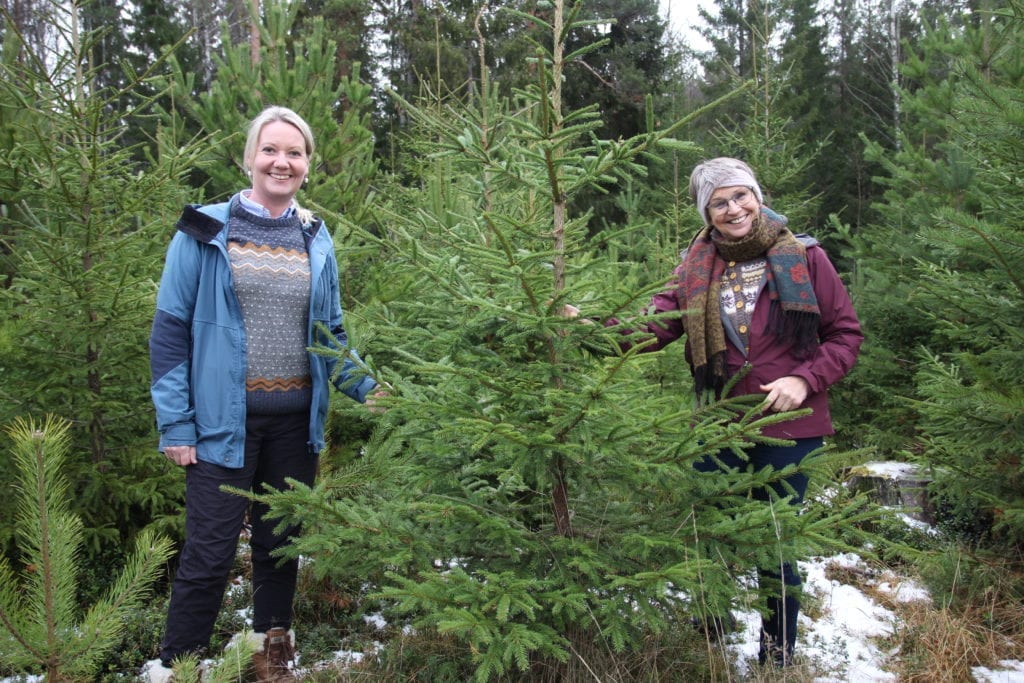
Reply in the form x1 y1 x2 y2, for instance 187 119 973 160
246 120 309 217
707 185 760 241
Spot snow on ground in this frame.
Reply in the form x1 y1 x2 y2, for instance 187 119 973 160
721 553 900 681
799 553 901 682
7 553 1024 682
713 551 1024 683
974 661 1024 683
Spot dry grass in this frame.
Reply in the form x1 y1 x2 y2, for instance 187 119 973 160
839 553 1024 683
884 597 1024 682
814 553 1024 683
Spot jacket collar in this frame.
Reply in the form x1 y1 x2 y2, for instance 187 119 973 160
176 204 226 244
175 199 323 245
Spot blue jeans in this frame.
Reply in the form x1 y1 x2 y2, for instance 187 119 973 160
694 436 822 663
160 412 317 663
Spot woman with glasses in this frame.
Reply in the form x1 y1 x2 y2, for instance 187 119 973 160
679 157 862 666
567 157 862 666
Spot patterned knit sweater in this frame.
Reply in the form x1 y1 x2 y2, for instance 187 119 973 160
227 202 312 414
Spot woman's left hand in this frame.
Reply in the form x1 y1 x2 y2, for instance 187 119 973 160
366 386 390 414
759 376 810 413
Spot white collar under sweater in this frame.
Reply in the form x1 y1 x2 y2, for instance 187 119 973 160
238 190 297 219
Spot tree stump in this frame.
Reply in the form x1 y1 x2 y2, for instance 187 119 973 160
846 461 935 525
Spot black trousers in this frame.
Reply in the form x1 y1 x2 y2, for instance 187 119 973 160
694 436 822 661
160 412 317 663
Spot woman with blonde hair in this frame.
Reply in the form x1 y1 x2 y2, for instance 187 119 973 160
147 106 384 681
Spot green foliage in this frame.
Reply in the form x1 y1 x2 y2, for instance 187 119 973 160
559 0 677 227
94 599 169 676
248 3 883 679
848 0 1024 548
0 416 174 680
562 0 673 141
152 633 258 683
91 551 261 678
0 1 208 559
916 545 1024 614
7 0 1020 675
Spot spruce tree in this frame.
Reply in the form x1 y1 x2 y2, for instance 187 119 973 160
902 0 1024 547
846 0 1024 547
693 0 778 136
255 1 878 678
0 1 208 559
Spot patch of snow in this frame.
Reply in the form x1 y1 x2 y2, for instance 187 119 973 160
800 556 897 681
363 612 387 630
973 661 1024 683
720 553 899 681
875 575 930 604
860 461 921 478
898 513 941 535
332 648 366 663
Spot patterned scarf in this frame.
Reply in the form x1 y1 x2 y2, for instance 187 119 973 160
679 210 820 397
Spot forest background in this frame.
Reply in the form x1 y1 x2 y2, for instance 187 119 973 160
0 0 1022 680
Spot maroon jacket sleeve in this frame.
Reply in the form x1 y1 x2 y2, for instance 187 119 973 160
787 246 863 394
605 263 687 352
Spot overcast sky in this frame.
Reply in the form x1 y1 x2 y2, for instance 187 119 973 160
659 0 712 50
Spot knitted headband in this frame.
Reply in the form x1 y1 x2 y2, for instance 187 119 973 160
689 158 764 225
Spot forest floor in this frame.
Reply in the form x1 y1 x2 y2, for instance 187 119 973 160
6 468 1024 682
730 549 1024 682
4 546 1022 682
287 542 1024 682
303 502 1024 682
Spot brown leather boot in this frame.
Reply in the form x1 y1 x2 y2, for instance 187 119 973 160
251 628 296 683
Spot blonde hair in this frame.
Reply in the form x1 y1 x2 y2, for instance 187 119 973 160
242 106 316 225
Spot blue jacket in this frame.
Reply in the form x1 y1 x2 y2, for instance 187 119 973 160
149 199 377 467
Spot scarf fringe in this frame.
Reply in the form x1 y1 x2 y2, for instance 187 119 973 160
693 351 728 398
770 303 820 358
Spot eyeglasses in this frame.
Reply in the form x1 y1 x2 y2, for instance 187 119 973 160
707 189 753 214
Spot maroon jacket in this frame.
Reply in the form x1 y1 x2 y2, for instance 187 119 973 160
626 239 863 439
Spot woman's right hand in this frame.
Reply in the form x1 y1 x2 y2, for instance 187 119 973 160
164 445 197 466
559 304 581 319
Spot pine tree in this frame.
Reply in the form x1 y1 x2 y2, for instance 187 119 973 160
126 0 203 150
845 0 1024 548
775 0 835 227
0 416 174 679
823 0 920 226
902 0 1024 547
371 0 540 170
560 0 676 228
777 0 831 146
295 0 373 81
836 7 968 456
